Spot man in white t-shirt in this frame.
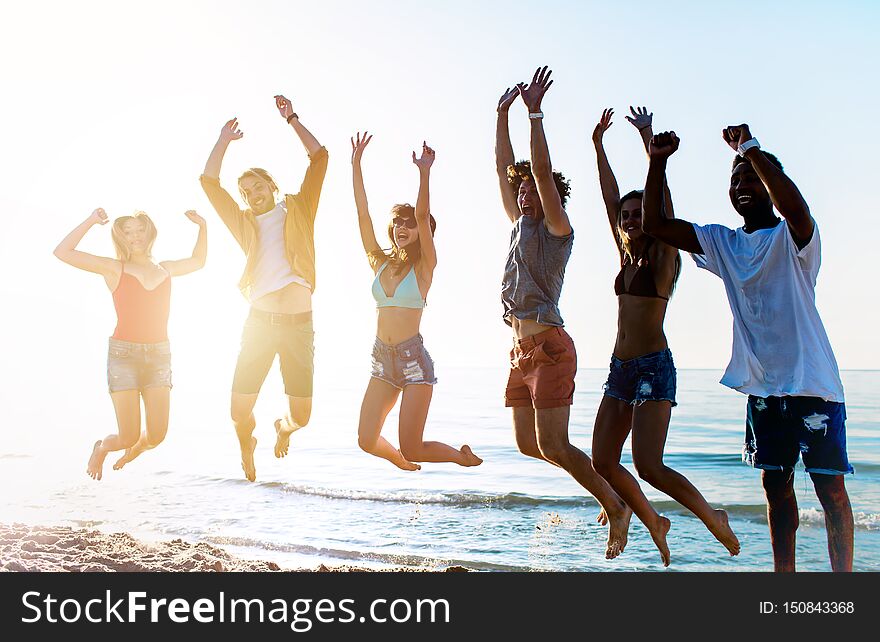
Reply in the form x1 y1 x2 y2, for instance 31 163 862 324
639 125 853 572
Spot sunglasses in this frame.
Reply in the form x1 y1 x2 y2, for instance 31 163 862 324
391 216 418 229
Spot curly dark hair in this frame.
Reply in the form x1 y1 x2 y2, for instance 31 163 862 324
732 151 783 173
506 160 571 207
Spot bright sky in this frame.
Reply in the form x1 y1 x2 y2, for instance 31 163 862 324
2 0 878 391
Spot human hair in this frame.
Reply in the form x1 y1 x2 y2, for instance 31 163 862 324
615 189 682 296
506 159 571 207
616 190 644 264
731 151 783 173
237 167 279 200
111 211 157 261
367 203 437 274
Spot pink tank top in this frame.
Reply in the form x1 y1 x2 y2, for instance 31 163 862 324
111 267 171 343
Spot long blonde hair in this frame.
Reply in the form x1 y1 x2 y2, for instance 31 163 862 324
111 211 157 261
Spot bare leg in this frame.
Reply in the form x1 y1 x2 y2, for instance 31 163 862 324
515 407 607 528
114 386 170 470
762 469 798 572
398 385 482 466
88 390 142 480
231 392 259 482
811 473 853 572
275 395 312 458
534 405 632 561
358 377 419 471
592 396 670 566
631 401 739 557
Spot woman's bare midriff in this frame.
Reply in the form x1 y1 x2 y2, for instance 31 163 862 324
511 316 558 340
613 295 669 361
376 307 424 345
250 281 312 314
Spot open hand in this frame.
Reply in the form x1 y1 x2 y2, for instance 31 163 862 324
351 131 372 164
592 108 613 144
517 66 553 113
219 118 243 143
275 95 294 120
497 86 520 113
412 141 436 172
88 208 109 226
649 131 680 159
722 123 753 151
184 210 206 227
625 106 653 131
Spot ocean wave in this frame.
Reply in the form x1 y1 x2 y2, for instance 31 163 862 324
201 535 527 571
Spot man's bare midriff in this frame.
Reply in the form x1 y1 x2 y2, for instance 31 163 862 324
250 281 312 314
376 308 424 345
613 295 669 361
511 316 558 340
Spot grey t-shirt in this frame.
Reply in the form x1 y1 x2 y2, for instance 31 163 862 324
501 214 573 326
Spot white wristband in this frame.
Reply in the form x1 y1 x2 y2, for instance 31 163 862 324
529 111 544 119
737 138 760 156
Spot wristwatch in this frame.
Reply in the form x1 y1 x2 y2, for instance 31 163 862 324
737 138 760 156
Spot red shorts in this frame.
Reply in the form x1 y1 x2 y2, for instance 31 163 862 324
504 327 577 409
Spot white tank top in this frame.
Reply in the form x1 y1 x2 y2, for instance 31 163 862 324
250 201 312 302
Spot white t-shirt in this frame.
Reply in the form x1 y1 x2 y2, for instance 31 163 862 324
250 201 312 302
691 220 844 402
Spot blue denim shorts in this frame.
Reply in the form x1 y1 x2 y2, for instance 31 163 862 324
370 334 437 389
744 395 853 475
107 338 172 393
602 348 677 407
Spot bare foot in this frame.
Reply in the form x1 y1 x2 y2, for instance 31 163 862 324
709 509 741 556
605 505 632 560
87 440 107 481
241 436 257 482
113 436 148 470
274 419 294 458
597 508 608 526
650 516 672 567
394 450 421 471
459 445 483 467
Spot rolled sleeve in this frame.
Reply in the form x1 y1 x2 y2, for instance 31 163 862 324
295 146 329 221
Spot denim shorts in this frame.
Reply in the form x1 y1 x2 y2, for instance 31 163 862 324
602 348 677 407
744 395 853 475
107 338 172 393
370 334 437 389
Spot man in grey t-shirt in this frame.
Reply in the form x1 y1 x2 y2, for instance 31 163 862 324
495 67 632 561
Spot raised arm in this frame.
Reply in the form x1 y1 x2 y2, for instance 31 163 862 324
275 95 328 218
495 87 521 222
642 132 703 253
275 95 322 156
518 66 571 237
160 211 207 277
627 106 675 220
412 142 437 274
203 117 242 179
592 108 622 251
53 208 120 277
350 131 383 269
723 123 813 244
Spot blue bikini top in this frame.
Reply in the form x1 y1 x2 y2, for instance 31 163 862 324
372 262 426 309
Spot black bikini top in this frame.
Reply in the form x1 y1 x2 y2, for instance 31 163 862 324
614 240 669 301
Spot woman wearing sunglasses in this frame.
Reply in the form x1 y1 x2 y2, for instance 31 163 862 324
350 132 482 470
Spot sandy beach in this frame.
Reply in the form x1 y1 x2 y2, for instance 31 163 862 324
0 524 466 573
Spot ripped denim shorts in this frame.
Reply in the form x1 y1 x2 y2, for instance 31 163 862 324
603 348 676 407
370 334 437 389
107 338 173 393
